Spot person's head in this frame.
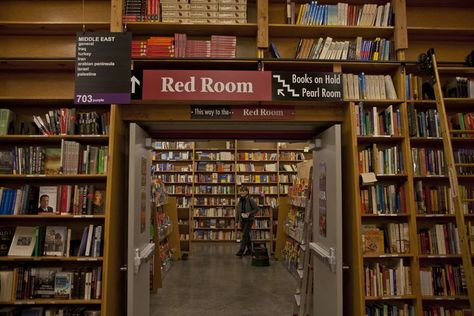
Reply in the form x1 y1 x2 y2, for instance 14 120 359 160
239 186 249 198
94 190 103 203
39 194 49 208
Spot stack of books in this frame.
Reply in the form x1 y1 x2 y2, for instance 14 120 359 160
123 0 160 22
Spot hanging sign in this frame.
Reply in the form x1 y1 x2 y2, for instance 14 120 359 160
190 105 295 120
143 70 272 101
272 72 343 101
75 32 132 104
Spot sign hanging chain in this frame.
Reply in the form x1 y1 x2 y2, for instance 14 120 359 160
82 0 86 33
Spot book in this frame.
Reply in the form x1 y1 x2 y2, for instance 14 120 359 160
37 186 58 213
0 150 13 174
0 271 14 302
0 109 14 135
8 226 36 256
54 272 72 298
43 226 67 256
0 227 14 256
44 148 61 175
35 268 60 298
362 226 384 255
92 190 105 214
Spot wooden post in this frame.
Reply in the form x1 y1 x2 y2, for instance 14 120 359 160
257 0 269 52
393 0 408 53
164 197 182 260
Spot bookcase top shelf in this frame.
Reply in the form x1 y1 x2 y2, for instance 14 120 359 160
0 174 107 180
124 22 258 36
0 299 102 305
0 215 105 219
268 24 394 38
0 135 109 143
0 21 110 35
0 256 103 262
407 26 474 41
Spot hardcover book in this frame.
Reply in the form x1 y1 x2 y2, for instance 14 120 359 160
44 148 61 175
54 272 72 298
0 151 13 174
43 226 67 256
8 226 36 257
37 186 58 213
0 227 14 256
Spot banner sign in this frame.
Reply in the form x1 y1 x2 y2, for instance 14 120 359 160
75 32 131 104
143 70 342 102
143 70 272 101
190 105 295 120
272 72 343 101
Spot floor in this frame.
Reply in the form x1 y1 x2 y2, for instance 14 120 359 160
150 243 297 316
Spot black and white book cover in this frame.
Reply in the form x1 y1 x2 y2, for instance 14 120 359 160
35 268 61 298
43 226 67 256
7 226 36 257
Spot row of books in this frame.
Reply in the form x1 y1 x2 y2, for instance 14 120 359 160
237 152 277 161
132 34 236 58
293 2 392 27
238 230 271 240
0 267 102 301
194 219 235 229
405 74 434 101
166 185 191 195
455 151 474 176
193 197 234 205
0 185 104 215
195 151 234 161
360 184 406 215
195 173 234 183
236 163 277 172
279 174 297 183
123 0 160 22
366 304 415 316
364 260 412 296
461 185 474 214
449 112 474 137
376 145 404 175
362 224 410 255
154 163 192 171
343 73 398 100
295 37 392 61
237 174 277 183
194 185 234 194
195 162 234 172
420 265 467 296
32 110 109 136
249 219 270 229
280 164 298 172
408 107 440 138
159 174 193 183
443 77 474 98
244 186 278 194
193 207 235 217
0 307 100 316
176 196 191 208
411 148 445 176
279 152 305 161
153 151 191 161
418 223 460 255
355 104 401 136
0 144 107 176
4 225 102 258
422 307 472 316
415 182 452 215
279 185 290 194
193 230 235 240
152 141 193 150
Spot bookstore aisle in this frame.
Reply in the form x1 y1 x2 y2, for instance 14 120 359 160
150 243 296 316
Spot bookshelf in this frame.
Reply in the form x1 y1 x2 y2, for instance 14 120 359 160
2 0 474 314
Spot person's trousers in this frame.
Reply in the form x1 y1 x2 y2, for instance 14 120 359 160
239 220 253 253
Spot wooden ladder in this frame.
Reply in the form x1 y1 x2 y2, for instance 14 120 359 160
419 49 474 310
294 167 314 316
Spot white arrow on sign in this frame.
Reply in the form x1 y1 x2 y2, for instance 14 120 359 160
131 76 140 94
277 89 285 96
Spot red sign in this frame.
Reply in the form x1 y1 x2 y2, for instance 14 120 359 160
143 70 272 101
232 105 295 120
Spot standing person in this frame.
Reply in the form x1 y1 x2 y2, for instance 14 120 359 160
236 186 258 256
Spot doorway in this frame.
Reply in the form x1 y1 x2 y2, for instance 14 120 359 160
127 120 342 316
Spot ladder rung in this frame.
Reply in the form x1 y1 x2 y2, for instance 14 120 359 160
450 130 474 134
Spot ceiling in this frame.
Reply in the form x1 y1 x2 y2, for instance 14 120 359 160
140 121 330 140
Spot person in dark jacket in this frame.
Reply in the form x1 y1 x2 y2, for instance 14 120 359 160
236 186 258 256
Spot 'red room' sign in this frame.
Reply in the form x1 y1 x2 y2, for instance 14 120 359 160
143 70 272 101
